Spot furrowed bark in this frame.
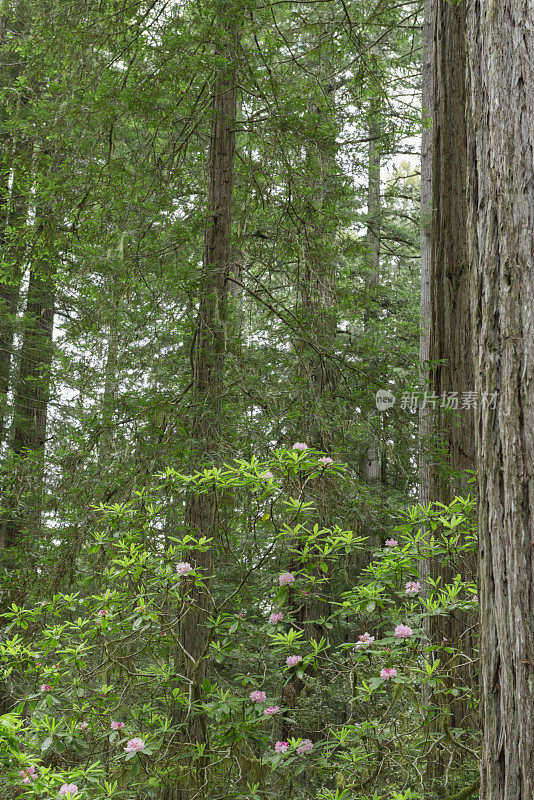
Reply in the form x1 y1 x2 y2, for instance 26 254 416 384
466 0 534 796
425 1 478 789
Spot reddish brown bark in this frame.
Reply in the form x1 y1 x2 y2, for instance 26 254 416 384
466 0 534 796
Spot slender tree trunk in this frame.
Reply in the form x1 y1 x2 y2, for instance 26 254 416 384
0 141 32 445
419 0 434 727
169 13 239 799
364 111 381 483
97 281 119 470
419 0 433 512
466 2 534 797
1 203 55 549
295 93 338 451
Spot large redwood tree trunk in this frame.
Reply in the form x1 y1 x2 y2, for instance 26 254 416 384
423 4 478 790
466 1 534 797
430 1 474 497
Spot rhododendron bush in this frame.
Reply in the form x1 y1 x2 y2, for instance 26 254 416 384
0 449 478 799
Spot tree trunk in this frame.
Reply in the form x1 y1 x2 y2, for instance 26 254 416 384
1 204 55 550
169 14 239 799
430 0 473 498
419 0 433 512
0 141 32 446
364 111 381 483
425 2 477 790
419 0 434 730
466 2 534 797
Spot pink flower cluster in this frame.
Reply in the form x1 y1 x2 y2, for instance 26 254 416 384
261 471 274 480
394 624 413 639
97 609 108 617
405 581 421 595
385 538 398 547
380 668 398 680
296 738 313 754
249 690 267 702
292 442 308 450
275 741 289 753
20 766 37 784
41 684 52 692
269 611 284 624
279 572 295 586
111 721 125 730
77 721 89 731
354 632 375 649
124 737 145 753
319 456 333 466
176 562 192 576
286 655 302 668
59 785 79 797
264 705 280 716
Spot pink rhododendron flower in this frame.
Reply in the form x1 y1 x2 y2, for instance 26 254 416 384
292 442 308 450
261 471 274 480
286 655 302 667
77 722 89 730
249 690 267 702
20 766 37 784
279 572 295 586
124 737 145 752
319 456 333 466
354 632 375 649
385 538 398 547
264 705 280 715
405 581 421 595
111 721 125 730
41 684 52 692
275 741 289 753
176 562 192 576
472 594 478 602
97 609 108 617
296 738 313 754
380 668 398 680
59 785 79 797
269 611 284 624
394 624 413 639
238 611 244 618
